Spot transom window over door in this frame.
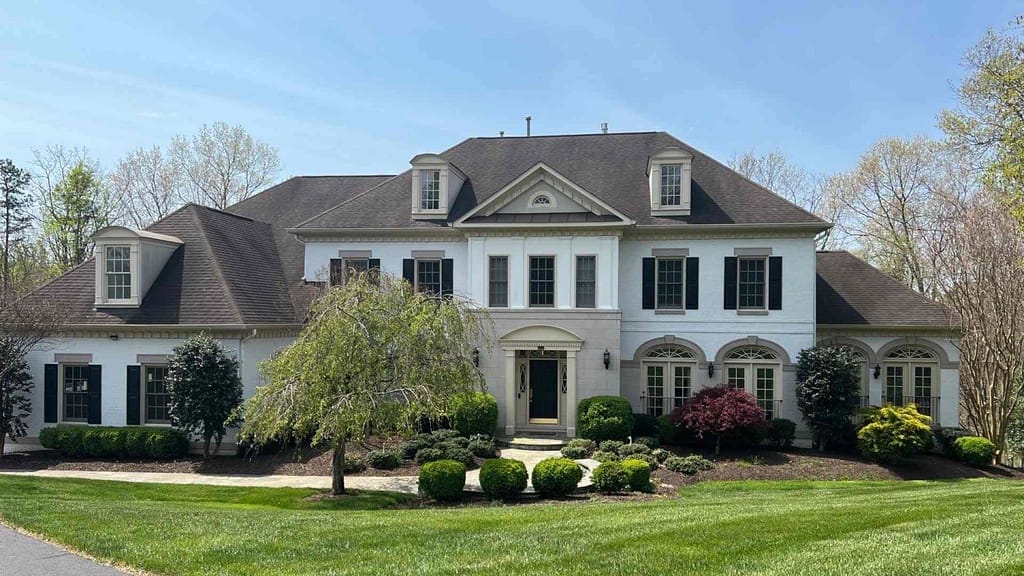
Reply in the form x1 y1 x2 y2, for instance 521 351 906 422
883 346 940 420
105 245 131 300
415 259 441 294
660 164 682 206
642 345 696 416
724 346 780 419
529 256 555 307
145 365 171 424
420 170 440 210
62 364 89 422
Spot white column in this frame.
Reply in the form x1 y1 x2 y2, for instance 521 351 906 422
504 349 516 436
565 349 577 437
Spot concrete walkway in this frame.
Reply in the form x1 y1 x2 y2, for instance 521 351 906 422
0 448 596 495
0 525 129 575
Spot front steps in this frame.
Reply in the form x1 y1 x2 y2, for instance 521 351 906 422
496 435 570 451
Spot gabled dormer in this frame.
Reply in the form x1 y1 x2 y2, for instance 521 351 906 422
648 146 693 216
92 227 182 308
410 153 466 219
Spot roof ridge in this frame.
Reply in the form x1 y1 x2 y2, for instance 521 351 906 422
472 131 659 140
188 207 245 324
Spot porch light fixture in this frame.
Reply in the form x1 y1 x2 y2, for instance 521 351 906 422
109 334 118 341
472 347 480 367
873 364 881 379
708 363 715 378
603 349 610 370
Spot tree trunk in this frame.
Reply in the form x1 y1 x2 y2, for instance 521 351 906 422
213 433 223 457
715 435 721 456
203 436 211 459
331 440 347 495
0 433 6 460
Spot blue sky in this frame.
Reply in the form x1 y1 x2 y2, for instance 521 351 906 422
1 1 1021 179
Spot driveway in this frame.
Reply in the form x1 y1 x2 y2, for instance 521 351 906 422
0 525 129 575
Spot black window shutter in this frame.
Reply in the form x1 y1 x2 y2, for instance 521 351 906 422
329 258 344 286
441 258 453 296
402 259 415 287
368 258 380 270
724 257 738 310
641 258 655 310
43 364 58 423
768 256 783 310
87 364 102 425
126 365 141 426
685 257 699 310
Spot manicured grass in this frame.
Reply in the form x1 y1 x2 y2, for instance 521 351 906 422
1 476 1024 575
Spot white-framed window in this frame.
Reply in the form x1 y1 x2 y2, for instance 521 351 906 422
660 164 682 206
62 364 89 422
656 257 685 310
105 245 132 300
724 346 780 419
642 345 696 416
528 256 555 308
329 257 370 287
737 256 767 310
144 365 171 424
575 255 596 309
420 169 441 211
531 194 552 207
883 346 940 419
488 256 508 308
415 259 442 294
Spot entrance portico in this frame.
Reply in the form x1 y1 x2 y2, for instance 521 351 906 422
499 325 583 437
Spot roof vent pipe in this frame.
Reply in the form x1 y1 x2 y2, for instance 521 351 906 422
525 115 532 137
601 122 608 134
499 130 504 138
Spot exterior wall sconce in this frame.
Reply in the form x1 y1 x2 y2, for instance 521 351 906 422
708 363 715 378
109 334 118 341
873 364 881 379
472 347 480 367
603 349 610 369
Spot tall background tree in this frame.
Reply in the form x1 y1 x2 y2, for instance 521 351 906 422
108 146 182 228
0 160 33 301
171 122 281 209
239 271 487 495
39 160 113 273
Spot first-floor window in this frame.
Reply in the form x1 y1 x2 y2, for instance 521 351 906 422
62 364 89 422
642 345 696 416
529 256 555 307
725 346 780 418
727 366 745 390
645 365 665 417
756 367 776 419
488 256 508 307
415 259 441 294
145 365 171 424
575 256 596 308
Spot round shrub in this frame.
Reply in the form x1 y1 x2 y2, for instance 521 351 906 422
598 440 624 453
343 454 366 473
577 396 634 442
591 460 628 493
618 443 651 457
419 460 466 501
857 404 934 463
664 454 714 475
531 457 583 498
766 418 797 448
651 448 671 463
449 392 499 437
467 438 497 459
566 438 596 452
366 449 402 470
560 445 588 459
479 458 528 500
414 447 445 464
634 453 659 471
591 450 620 463
935 427 971 457
633 436 660 449
621 458 652 491
955 436 996 467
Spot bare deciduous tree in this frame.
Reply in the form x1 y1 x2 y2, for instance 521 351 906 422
108 146 182 228
171 123 281 209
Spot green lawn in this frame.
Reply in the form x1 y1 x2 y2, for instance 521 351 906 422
1 476 1023 576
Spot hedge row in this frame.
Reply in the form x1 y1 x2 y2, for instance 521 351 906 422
39 426 191 459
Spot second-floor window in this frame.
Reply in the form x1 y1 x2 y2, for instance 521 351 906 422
575 256 596 308
660 164 682 206
738 257 767 310
488 256 508 307
529 256 555 307
656 257 684 310
329 257 369 286
105 245 131 300
420 170 440 211
416 259 441 294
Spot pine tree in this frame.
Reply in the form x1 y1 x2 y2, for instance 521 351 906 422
0 159 33 300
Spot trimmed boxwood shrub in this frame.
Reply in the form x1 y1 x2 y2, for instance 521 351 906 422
618 443 651 457
621 458 652 491
531 457 583 498
39 426 190 459
449 392 499 437
419 460 466 501
577 396 634 442
935 427 971 457
560 445 588 459
591 450 620 463
591 460 627 493
664 454 715 475
766 419 797 448
598 440 624 453
955 436 996 467
366 449 402 470
479 458 528 500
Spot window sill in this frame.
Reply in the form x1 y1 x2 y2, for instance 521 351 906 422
737 309 770 316
654 309 686 315
651 207 690 217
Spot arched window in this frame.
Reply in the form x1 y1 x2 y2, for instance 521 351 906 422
724 346 781 419
531 194 552 206
883 346 939 419
641 345 696 416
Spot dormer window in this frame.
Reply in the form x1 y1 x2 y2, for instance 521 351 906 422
410 153 466 219
659 165 682 206
105 245 132 300
420 170 441 211
649 147 693 216
92 226 182 308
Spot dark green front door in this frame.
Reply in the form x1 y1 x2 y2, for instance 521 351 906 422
529 359 559 422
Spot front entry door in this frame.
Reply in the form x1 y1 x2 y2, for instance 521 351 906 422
529 359 559 423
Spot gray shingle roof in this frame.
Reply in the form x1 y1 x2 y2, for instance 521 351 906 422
816 251 952 327
297 132 828 230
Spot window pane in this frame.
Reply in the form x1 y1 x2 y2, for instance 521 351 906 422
420 170 440 210
145 365 171 423
727 366 745 390
660 164 682 206
575 256 596 308
756 367 775 419
738 257 766 309
656 258 684 309
673 365 691 408
105 245 131 300
62 365 89 422
914 366 933 416
488 256 508 307
886 366 904 404
416 259 441 294
646 364 664 416
529 257 555 307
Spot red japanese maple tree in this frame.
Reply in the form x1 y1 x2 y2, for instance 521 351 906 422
672 386 767 455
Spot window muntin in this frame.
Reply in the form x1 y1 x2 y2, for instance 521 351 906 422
105 245 132 300
144 365 171 424
62 364 89 422
420 170 441 210
886 366 904 404
529 256 555 307
531 195 552 206
575 256 596 309
642 344 696 416
659 164 682 206
727 366 745 389
415 259 441 294
488 256 508 308
737 257 766 309
655 258 684 310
